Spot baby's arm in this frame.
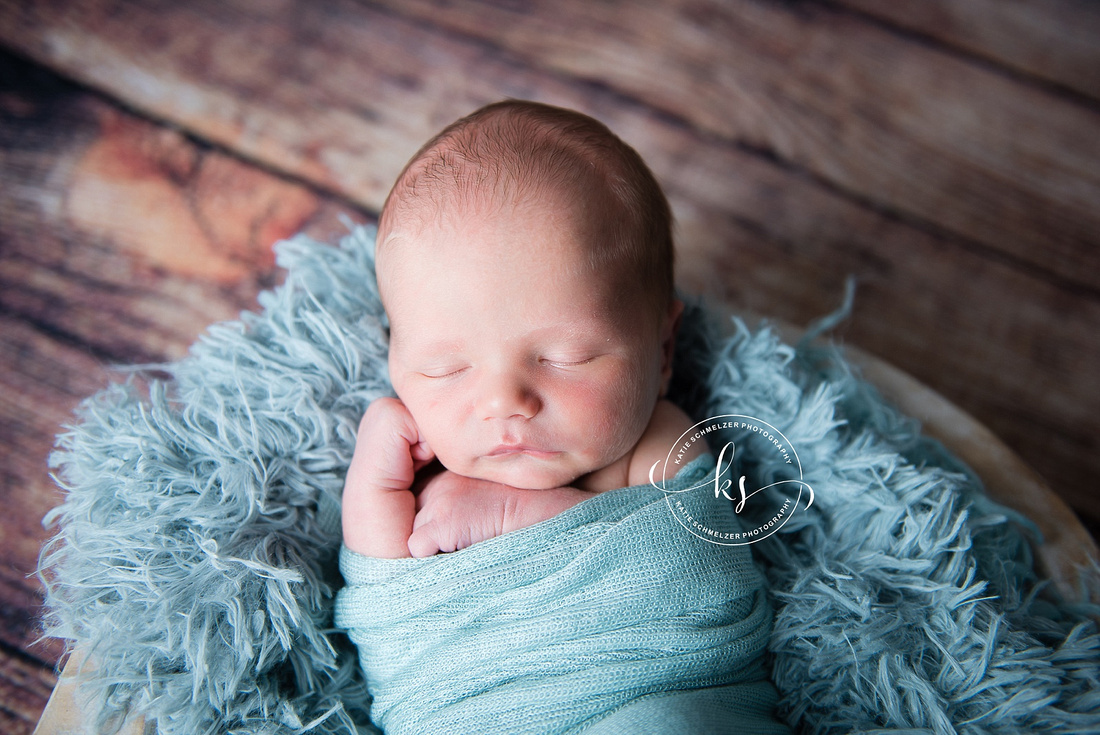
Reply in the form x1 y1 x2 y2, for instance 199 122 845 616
408 470 594 557
342 397 435 558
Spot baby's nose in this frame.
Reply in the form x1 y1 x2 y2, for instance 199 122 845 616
479 372 540 420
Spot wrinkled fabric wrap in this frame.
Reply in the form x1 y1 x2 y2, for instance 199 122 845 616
40 225 1100 734
336 454 788 734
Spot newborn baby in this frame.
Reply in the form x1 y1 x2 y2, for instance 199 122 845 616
336 100 788 734
342 99 707 559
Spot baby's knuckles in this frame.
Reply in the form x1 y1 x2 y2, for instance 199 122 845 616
412 471 511 553
358 397 424 492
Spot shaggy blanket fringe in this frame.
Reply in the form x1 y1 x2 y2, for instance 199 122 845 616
40 225 1100 734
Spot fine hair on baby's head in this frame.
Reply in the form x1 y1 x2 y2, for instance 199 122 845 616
376 99 675 322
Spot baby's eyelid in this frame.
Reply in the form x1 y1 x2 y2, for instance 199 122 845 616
541 356 595 367
419 366 468 379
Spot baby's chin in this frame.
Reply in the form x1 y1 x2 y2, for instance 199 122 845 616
451 456 586 491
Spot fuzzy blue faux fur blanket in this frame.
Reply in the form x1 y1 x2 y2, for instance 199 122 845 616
40 226 1100 734
336 454 787 734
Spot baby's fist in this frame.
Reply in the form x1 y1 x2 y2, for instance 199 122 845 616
342 397 434 558
353 397 434 492
407 471 513 558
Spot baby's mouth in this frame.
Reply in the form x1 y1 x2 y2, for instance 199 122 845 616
486 444 559 459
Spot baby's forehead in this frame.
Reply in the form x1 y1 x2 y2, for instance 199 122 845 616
380 247 649 360
379 166 612 268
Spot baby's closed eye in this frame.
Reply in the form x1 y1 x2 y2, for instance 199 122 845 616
418 365 470 379
420 357 599 375
539 355 596 368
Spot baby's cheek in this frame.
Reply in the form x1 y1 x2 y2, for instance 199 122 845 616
559 380 612 424
564 374 647 447
404 398 467 471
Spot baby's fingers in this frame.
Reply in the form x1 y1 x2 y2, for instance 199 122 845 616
358 397 432 489
409 438 435 471
408 521 445 558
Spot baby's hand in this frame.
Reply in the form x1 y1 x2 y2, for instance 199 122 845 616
408 470 511 557
353 397 435 491
408 470 595 558
342 397 435 558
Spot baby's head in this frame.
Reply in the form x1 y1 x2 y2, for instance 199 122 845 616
376 100 682 490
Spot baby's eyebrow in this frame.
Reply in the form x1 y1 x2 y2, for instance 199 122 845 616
395 334 465 356
393 319 613 356
527 321 613 342
387 322 456 351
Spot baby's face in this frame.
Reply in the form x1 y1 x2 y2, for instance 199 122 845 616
379 196 673 490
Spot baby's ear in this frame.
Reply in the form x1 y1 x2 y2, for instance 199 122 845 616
658 298 684 396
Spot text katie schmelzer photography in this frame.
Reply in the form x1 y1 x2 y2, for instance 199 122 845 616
650 415 815 546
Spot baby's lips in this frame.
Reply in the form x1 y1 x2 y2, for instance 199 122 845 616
486 444 560 459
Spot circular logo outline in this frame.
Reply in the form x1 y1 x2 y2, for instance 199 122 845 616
648 414 814 546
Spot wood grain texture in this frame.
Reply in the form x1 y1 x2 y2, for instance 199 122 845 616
0 315 99 654
370 0 1100 294
833 0 1100 101
0 644 56 735
0 0 427 208
3 0 1096 288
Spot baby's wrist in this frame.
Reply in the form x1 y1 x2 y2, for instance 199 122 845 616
363 458 432 494
342 486 416 559
503 486 594 534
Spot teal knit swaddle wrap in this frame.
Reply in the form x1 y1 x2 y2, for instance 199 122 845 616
335 454 788 734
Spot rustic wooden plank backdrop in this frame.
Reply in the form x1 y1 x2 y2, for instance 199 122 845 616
0 1 1097 731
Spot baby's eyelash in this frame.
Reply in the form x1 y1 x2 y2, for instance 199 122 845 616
542 357 594 368
420 367 468 379
419 358 595 377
